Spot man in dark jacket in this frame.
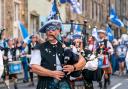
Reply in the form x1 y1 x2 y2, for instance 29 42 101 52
30 20 85 89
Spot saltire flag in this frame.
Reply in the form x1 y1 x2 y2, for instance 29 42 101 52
18 21 31 44
106 25 114 42
92 27 99 41
69 0 82 14
48 0 59 20
59 0 81 14
110 5 124 27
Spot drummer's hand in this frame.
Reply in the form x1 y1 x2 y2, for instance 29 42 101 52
63 65 74 75
52 70 65 80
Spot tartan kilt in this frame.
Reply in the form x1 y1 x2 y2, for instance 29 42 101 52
103 63 112 74
37 77 71 89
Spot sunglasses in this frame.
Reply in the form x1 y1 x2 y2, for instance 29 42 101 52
46 26 58 32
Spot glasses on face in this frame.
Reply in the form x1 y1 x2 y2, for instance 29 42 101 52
46 26 57 32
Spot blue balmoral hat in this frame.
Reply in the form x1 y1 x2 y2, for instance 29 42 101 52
39 20 62 33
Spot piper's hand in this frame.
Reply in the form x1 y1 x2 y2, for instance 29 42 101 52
63 65 74 75
52 71 65 80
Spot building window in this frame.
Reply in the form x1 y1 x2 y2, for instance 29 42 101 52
99 5 103 22
14 2 19 21
92 0 94 19
93 1 96 21
89 0 92 19
0 0 4 27
30 14 39 34
13 1 20 38
115 0 121 16
97 4 100 22
82 0 85 14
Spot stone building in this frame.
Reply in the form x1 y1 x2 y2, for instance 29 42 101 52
27 0 67 34
0 0 27 38
0 0 67 37
66 0 128 37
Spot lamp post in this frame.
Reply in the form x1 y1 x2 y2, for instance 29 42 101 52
70 19 74 34
82 19 88 48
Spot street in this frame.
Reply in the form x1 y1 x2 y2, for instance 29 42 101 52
0 74 128 89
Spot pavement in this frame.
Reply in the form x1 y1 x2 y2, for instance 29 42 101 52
0 72 128 89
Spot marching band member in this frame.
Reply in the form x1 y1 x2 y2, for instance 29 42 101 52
3 39 18 89
97 29 114 89
30 20 85 89
116 41 127 76
27 35 39 86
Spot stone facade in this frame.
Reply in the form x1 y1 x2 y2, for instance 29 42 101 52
0 0 67 37
66 0 128 37
27 0 67 34
0 0 27 38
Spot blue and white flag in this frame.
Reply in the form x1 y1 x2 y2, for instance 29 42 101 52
110 6 124 27
106 25 114 42
59 0 81 14
48 0 58 20
68 0 82 14
48 0 61 20
18 21 28 39
23 35 31 44
74 25 81 35
18 21 31 44
92 27 99 41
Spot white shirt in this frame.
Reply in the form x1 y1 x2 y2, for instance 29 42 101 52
30 50 41 65
30 49 62 71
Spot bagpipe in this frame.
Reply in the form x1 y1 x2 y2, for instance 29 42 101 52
53 35 81 78
82 49 100 81
82 41 111 81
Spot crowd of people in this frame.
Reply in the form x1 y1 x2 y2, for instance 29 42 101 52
0 19 128 89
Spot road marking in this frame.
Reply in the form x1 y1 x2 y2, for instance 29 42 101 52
111 83 122 89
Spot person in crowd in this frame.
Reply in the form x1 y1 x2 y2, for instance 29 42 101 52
30 19 86 89
72 34 83 54
3 39 18 89
97 29 114 89
87 36 97 52
116 41 127 76
27 35 39 86
111 38 119 74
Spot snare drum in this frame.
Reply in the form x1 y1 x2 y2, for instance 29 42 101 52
8 61 22 74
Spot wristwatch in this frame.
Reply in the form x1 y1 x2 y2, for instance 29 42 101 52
73 65 76 71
